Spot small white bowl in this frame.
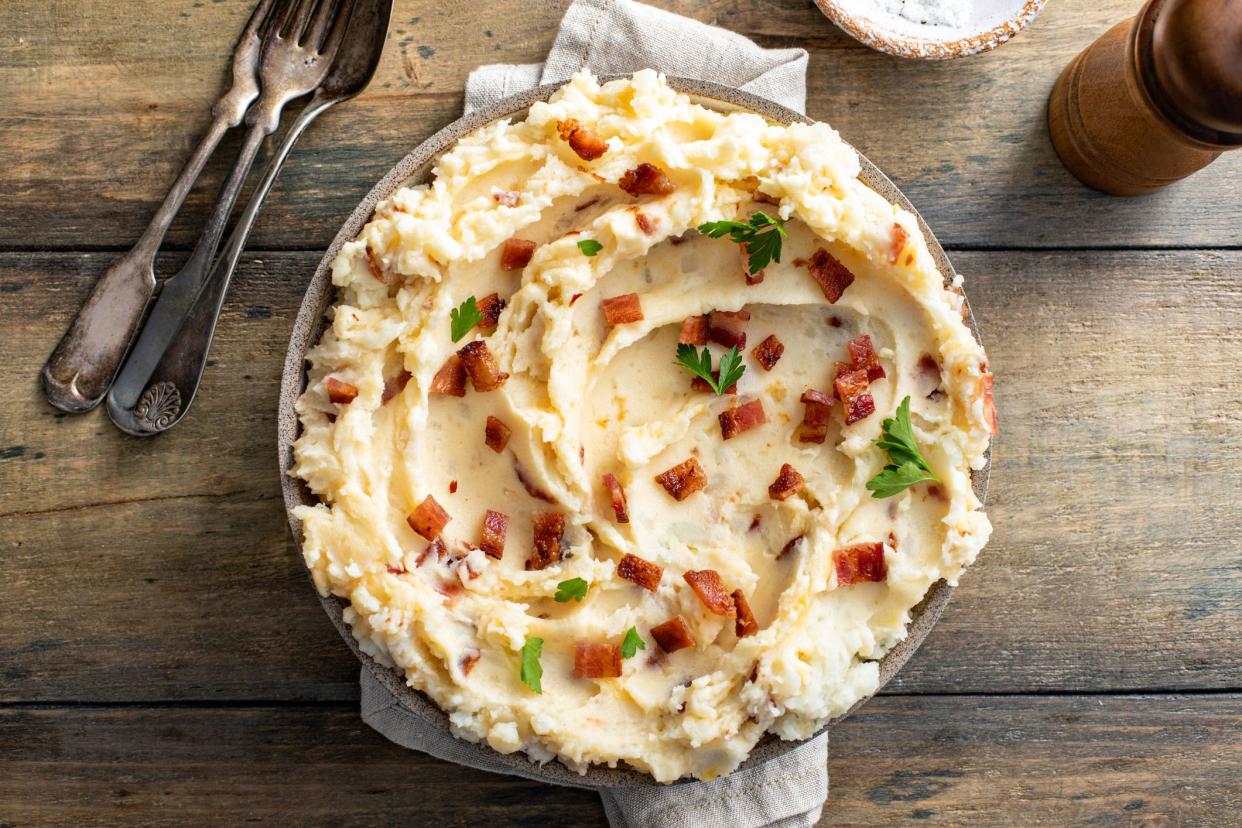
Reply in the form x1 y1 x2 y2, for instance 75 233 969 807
816 0 1049 60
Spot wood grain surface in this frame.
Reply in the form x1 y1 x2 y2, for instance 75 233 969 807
2 0 1241 825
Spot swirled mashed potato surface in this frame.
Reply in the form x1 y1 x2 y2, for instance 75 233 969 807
292 70 994 783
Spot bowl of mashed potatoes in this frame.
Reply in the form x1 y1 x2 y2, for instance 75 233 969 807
278 70 995 786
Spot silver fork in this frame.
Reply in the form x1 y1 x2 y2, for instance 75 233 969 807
39 0 277 414
106 0 356 435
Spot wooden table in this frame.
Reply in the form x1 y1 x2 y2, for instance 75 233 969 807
3 1 1240 824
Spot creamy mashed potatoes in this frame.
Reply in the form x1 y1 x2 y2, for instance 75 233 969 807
292 70 994 783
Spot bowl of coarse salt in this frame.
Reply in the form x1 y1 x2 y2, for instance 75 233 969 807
815 0 1049 60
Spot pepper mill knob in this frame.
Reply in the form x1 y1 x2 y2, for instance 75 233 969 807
1048 0 1242 195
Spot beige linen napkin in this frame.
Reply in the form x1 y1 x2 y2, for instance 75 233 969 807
362 2 824 825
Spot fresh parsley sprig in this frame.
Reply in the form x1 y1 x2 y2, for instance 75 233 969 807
676 343 746 397
866 396 940 498
450 296 483 342
698 211 787 275
519 636 544 694
620 627 646 659
554 577 589 603
578 239 603 257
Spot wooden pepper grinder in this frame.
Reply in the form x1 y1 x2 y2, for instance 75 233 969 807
1048 0 1242 195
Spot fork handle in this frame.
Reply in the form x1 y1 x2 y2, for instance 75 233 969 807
39 115 231 413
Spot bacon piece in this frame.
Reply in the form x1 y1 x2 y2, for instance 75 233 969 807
449 480 458 494
635 211 658 235
479 509 509 559
847 334 886 382
601 293 644 326
834 364 870 403
732 590 759 638
684 570 736 616
915 354 942 399
477 293 506 334
845 393 876 425
382 369 412 404
407 495 450 541
574 642 622 679
484 415 511 453
416 537 447 567
981 371 998 434
569 293 583 306
768 463 805 501
655 457 707 501
528 511 565 570
575 195 603 212
719 399 766 440
429 355 467 397
457 340 509 392
752 334 783 371
325 377 359 405
460 651 481 676
617 553 662 591
651 616 695 653
834 542 887 586
679 315 708 346
493 190 520 207
386 563 407 575
690 371 737 395
602 473 629 523
797 388 834 443
365 246 386 283
889 223 909 264
618 163 675 196
500 237 536 271
557 119 608 161
807 248 855 303
779 534 804 560
707 310 751 349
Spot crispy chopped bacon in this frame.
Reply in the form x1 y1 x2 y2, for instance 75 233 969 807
382 369 412 404
601 293 644 326
684 570 736 616
752 334 784 371
460 650 481 676
602 473 629 523
679 315 708 346
690 370 737 395
416 537 446 567
528 511 565 570
807 248 855 303
493 190 520 207
732 590 759 638
719 399 766 440
484 415 511 453
635 211 658 235
500 237 536 271
386 563 407 575
890 223 909 264
915 353 942 398
457 340 509 392
479 509 509 559
707 309 751 348
325 377 359 405
845 393 876 424
557 118 608 161
569 293 583 306
429 355 467 397
618 163 675 196
847 334 886 382
981 371 998 434
655 457 707 501
514 461 555 503
574 642 622 679
834 364 870 403
365 246 386 283
779 534 804 560
449 480 458 494
477 293 506 334
407 495 450 541
768 463 805 501
834 542 887 586
797 388 834 443
651 616 695 653
617 553 662 591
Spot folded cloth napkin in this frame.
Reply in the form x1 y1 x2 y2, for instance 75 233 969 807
363 2 823 825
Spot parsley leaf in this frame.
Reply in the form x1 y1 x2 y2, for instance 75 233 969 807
620 627 646 659
578 239 603 256
698 210 787 275
519 636 544 694
675 343 747 396
554 577 589 603
866 396 939 498
450 296 483 343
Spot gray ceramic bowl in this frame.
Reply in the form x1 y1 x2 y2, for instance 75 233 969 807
278 76 990 788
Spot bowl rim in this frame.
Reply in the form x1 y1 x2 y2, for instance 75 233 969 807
814 0 1049 60
276 74 991 788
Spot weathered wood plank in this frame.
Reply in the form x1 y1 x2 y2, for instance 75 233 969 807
1 695 1238 826
2 249 1239 701
1 0 1238 251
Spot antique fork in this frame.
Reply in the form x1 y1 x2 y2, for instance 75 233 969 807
106 0 358 436
39 0 278 414
107 0 390 436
